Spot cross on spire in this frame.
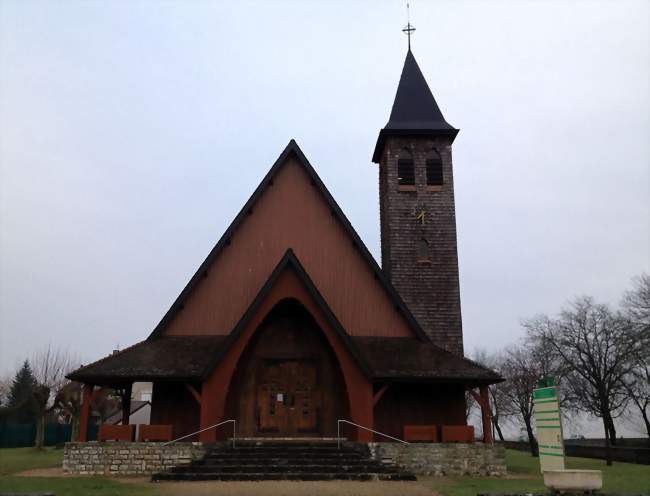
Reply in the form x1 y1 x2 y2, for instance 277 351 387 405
402 2 416 50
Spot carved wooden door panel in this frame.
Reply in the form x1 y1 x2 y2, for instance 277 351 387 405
256 362 287 433
287 361 319 434
257 360 320 435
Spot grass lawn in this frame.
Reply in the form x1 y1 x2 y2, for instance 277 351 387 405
0 447 155 496
0 447 648 495
431 449 650 496
0 447 63 476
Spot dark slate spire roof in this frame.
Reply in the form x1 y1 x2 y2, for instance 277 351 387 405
372 50 458 163
386 50 455 131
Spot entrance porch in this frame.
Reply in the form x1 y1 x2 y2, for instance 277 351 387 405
71 297 499 445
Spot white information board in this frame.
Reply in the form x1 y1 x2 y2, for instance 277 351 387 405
533 384 565 472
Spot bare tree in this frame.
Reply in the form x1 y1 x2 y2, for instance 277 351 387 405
499 344 542 456
0 374 11 406
30 346 78 449
53 382 83 441
472 349 515 442
623 361 650 441
622 273 650 326
525 297 641 465
464 390 477 424
91 388 121 424
621 274 650 441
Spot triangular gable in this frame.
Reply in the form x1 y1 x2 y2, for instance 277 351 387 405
200 248 373 379
148 140 428 342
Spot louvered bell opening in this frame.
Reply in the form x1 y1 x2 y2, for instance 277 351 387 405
426 159 443 186
398 159 415 186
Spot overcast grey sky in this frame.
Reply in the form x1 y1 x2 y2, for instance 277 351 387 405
1 0 648 376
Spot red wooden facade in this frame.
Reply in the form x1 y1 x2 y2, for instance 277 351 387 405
69 49 502 445
161 155 414 340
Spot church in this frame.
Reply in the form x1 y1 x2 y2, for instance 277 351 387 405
68 46 501 445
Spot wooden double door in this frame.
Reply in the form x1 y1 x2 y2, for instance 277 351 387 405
256 359 320 436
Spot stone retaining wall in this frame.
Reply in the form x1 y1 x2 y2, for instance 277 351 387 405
63 441 206 475
367 442 507 476
63 441 506 477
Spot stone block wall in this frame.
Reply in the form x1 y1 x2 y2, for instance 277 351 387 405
367 442 506 476
63 441 206 476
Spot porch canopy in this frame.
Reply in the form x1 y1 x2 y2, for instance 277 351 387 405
68 335 500 387
69 334 501 443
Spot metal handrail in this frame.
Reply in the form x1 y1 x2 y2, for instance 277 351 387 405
336 419 409 449
162 419 236 448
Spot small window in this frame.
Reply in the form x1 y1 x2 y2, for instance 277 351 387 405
397 149 415 187
426 149 443 186
418 238 429 261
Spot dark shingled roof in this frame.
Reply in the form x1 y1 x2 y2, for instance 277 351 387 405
372 50 458 163
68 335 501 386
67 336 226 383
353 337 502 385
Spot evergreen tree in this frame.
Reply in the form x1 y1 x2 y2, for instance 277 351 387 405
6 360 37 423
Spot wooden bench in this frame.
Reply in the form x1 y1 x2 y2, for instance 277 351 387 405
441 425 474 443
138 424 173 442
403 425 438 442
98 424 135 442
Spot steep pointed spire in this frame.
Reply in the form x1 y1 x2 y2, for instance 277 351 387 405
386 50 454 131
372 50 458 163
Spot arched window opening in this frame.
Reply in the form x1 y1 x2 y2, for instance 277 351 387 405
397 149 415 187
426 148 443 187
417 238 429 262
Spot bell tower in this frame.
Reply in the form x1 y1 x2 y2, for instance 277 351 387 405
372 49 464 355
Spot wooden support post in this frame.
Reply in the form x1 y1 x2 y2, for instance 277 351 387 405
350 380 374 442
79 383 93 442
121 384 132 426
199 373 229 442
479 385 493 444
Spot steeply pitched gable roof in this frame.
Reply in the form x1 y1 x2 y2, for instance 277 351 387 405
147 139 429 342
372 50 458 162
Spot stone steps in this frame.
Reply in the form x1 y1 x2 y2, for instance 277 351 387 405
153 471 416 481
198 454 372 461
194 458 375 466
152 441 416 482
170 464 398 473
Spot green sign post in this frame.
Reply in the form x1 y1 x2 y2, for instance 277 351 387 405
533 377 565 472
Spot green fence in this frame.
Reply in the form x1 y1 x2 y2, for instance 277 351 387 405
0 423 100 448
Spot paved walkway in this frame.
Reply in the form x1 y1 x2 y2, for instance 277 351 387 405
151 480 442 496
17 469 444 495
